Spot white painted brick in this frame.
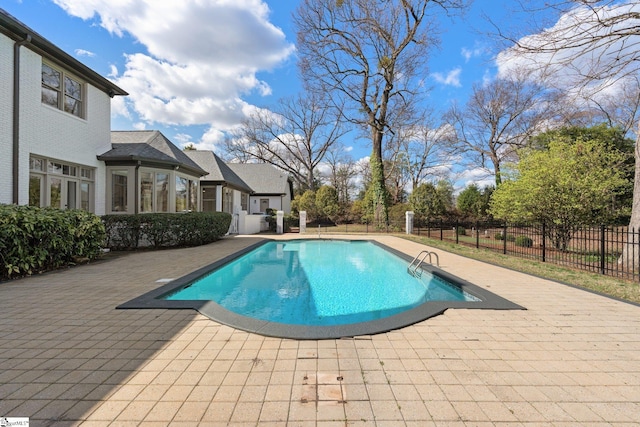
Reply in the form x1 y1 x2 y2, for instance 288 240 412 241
1 33 113 215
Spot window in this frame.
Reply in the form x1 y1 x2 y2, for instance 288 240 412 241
139 171 154 213
155 173 169 212
111 170 128 212
50 178 62 209
30 156 94 211
223 187 233 214
80 182 90 211
189 180 198 212
41 63 84 118
29 175 42 207
175 176 188 212
241 193 248 211
202 186 216 212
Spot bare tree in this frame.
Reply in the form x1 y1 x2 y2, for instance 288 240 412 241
498 0 640 265
383 120 452 203
294 0 468 224
322 146 359 206
224 93 345 191
590 76 640 134
444 73 548 186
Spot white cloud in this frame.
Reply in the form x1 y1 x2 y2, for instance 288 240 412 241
496 1 640 95
193 127 226 151
431 67 462 87
461 44 484 62
74 48 95 57
54 0 295 135
453 167 495 193
107 64 118 78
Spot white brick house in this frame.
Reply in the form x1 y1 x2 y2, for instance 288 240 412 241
0 9 127 215
1 9 293 230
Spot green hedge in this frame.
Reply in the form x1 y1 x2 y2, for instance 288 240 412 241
495 232 516 242
0 205 105 280
102 212 232 250
515 235 534 248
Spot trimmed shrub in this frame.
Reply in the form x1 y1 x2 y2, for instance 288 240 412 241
515 235 534 248
456 226 466 236
0 205 105 280
494 232 516 242
102 212 232 250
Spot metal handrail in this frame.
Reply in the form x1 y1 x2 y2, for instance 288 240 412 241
407 250 439 277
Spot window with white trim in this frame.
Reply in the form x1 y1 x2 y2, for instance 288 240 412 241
29 156 95 211
41 62 85 118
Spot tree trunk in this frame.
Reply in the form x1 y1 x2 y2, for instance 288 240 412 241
370 129 389 227
621 127 640 270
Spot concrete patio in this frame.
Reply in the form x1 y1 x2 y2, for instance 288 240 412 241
0 234 639 426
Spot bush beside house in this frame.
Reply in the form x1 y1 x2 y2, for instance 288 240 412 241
0 205 105 280
1 206 232 281
103 212 232 250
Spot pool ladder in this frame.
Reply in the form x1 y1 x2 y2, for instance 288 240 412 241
407 250 439 278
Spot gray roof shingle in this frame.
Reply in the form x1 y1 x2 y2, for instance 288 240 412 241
228 163 291 196
98 131 207 177
185 151 253 193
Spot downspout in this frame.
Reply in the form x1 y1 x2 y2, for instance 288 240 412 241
13 34 31 204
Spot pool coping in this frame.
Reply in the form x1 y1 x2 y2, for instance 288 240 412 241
117 238 525 339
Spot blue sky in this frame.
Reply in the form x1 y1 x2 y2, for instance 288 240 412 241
3 0 543 188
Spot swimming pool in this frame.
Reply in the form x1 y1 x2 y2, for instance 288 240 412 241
119 239 524 339
163 240 480 325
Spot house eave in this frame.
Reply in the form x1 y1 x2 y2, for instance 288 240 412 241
98 156 207 177
0 8 128 97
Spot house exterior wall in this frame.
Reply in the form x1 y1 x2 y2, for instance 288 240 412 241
0 34 13 204
248 194 290 214
1 33 112 215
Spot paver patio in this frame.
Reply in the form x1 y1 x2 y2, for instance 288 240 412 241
0 234 639 426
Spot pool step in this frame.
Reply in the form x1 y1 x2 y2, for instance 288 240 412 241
407 250 439 277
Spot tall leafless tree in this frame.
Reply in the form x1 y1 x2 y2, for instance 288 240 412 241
224 93 346 191
322 145 359 205
294 0 468 224
444 73 548 186
384 119 452 203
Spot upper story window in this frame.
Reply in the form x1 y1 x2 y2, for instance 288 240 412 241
41 63 85 118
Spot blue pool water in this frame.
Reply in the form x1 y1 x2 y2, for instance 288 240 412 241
164 240 479 326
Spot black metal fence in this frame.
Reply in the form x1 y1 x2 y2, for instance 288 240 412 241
413 220 640 282
313 219 640 282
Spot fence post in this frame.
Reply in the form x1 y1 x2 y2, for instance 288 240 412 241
503 223 507 255
440 219 443 241
601 224 606 275
455 220 459 244
475 221 479 249
405 211 414 235
542 222 546 262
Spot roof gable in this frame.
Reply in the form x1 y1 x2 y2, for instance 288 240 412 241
185 151 253 193
98 131 207 176
228 163 291 196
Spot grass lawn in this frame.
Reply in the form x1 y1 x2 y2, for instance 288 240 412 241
402 234 640 305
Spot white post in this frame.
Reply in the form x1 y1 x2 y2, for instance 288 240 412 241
276 210 284 234
237 210 247 234
405 211 414 235
299 211 307 234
